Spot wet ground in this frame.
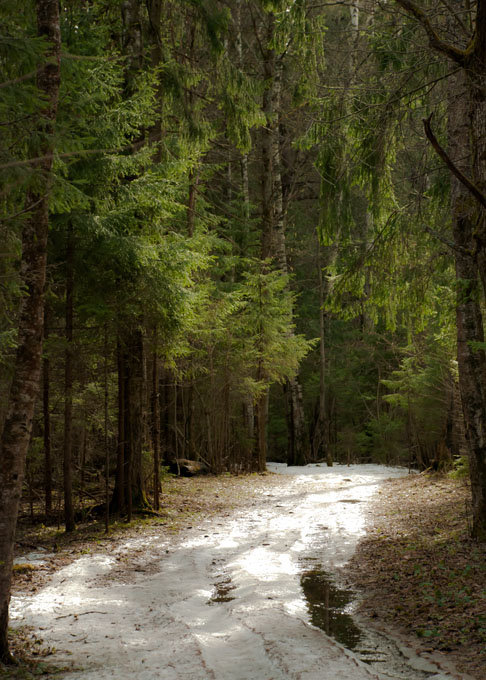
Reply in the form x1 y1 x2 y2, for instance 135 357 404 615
11 464 465 679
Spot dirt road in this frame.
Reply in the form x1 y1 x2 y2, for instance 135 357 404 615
11 464 462 679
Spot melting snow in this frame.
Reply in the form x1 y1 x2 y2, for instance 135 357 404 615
11 464 461 679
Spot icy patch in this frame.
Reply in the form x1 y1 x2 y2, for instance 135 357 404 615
11 464 460 680
13 549 54 567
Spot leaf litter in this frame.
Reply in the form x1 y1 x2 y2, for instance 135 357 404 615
347 473 485 680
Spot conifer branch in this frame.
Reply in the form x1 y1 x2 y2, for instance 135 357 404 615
0 71 37 89
0 134 160 171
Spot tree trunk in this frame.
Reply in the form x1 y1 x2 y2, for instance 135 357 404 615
123 345 132 521
127 328 147 509
449 69 486 540
260 12 309 466
161 369 171 464
0 0 60 662
312 236 332 466
113 337 125 514
115 328 148 514
147 0 163 158
122 0 143 90
467 57 486 540
42 313 52 514
104 325 110 533
254 391 268 473
63 221 75 532
152 334 160 511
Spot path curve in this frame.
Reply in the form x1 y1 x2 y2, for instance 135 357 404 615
11 464 458 679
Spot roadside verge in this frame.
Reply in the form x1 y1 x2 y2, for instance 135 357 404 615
346 473 485 679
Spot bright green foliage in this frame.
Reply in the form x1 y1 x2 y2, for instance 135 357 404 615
0 0 472 499
234 266 314 389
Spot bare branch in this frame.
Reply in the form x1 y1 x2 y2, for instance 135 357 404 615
393 0 471 65
438 0 471 38
423 113 486 209
423 225 469 254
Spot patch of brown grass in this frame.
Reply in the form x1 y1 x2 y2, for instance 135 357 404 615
347 473 486 679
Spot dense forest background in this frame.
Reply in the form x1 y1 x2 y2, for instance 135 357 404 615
1 0 486 577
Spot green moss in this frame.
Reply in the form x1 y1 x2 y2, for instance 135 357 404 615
12 564 38 574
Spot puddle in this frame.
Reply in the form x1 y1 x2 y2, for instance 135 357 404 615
13 550 54 567
208 576 236 604
300 561 443 679
300 567 362 649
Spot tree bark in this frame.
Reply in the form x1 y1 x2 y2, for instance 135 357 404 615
254 391 268 473
312 236 333 466
113 337 125 514
152 333 160 511
111 336 146 516
42 313 52 514
0 0 60 662
104 325 110 533
122 0 143 91
127 328 147 508
448 69 486 541
63 221 75 532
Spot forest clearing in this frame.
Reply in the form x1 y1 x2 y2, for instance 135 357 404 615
1 0 486 677
7 464 482 680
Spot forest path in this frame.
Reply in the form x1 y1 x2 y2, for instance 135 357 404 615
11 464 458 679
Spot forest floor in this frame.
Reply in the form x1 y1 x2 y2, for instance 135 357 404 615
3 466 484 679
347 472 486 680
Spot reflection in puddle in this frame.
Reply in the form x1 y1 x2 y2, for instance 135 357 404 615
208 576 236 604
300 566 362 649
300 563 440 679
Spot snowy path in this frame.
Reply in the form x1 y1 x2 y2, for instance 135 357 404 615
11 464 458 679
